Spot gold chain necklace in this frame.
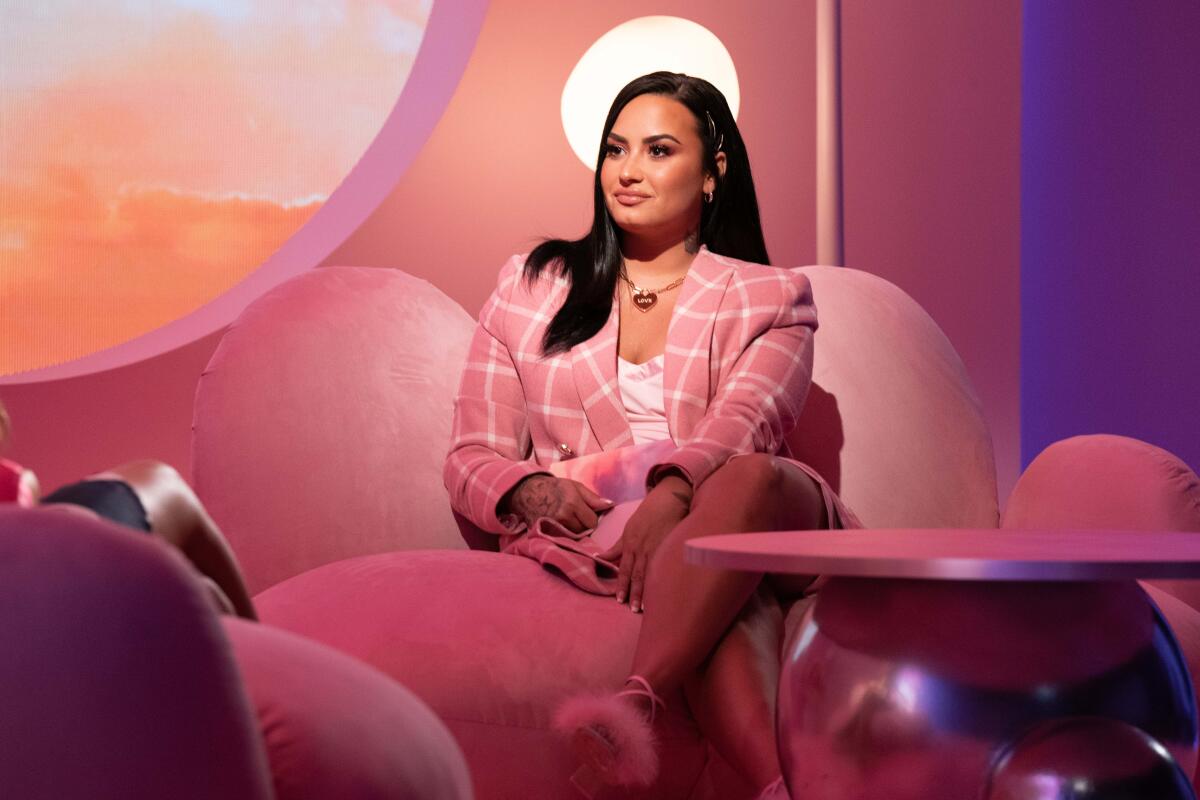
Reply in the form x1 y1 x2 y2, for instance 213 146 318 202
620 272 687 312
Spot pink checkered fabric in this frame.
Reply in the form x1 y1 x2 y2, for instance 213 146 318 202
443 246 829 540
511 514 623 596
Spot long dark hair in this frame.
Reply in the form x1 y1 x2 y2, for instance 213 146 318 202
525 71 769 355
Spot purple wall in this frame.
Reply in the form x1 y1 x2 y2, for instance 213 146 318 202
1022 3 1200 473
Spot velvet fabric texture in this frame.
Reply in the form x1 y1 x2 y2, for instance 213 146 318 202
193 264 999 590
1001 434 1200 784
788 266 999 529
1003 433 1200 660
0 506 474 800
192 264 1003 799
254 550 708 799
193 267 475 595
224 617 473 800
1003 434 1200 534
0 507 273 800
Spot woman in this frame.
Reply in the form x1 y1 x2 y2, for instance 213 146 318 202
0 400 257 620
444 72 858 798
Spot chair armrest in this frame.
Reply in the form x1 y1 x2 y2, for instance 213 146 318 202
0 507 272 799
224 617 473 800
1004 433 1200 611
1004 434 1200 533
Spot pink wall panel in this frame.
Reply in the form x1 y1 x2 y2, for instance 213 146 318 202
840 1 1022 503
2 332 222 490
322 0 819 315
5 1 1023 508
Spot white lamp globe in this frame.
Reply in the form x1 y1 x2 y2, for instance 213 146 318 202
561 16 740 169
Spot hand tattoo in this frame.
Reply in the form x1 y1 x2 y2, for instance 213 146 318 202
667 486 692 508
655 471 694 509
512 475 564 522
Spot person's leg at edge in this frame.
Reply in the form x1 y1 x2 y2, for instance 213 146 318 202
91 460 258 620
628 454 827 792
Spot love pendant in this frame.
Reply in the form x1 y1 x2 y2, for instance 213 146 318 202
632 291 658 312
621 272 684 311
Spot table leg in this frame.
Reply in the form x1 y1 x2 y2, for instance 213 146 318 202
777 577 1198 799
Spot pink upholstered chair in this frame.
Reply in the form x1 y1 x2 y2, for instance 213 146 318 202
1002 432 1200 759
192 263 1007 798
0 506 473 800
193 264 1200 795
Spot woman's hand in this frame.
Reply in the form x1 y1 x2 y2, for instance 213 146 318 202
506 474 613 533
599 474 692 612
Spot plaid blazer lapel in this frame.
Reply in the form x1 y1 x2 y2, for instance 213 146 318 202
665 248 736 441
571 301 634 451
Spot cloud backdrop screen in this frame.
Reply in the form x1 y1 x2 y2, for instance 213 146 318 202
0 0 430 376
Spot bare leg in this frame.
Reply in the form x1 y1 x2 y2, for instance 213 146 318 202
684 586 787 791
632 454 824 690
92 460 257 620
631 455 827 790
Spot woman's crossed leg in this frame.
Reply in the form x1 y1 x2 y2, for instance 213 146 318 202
629 454 828 791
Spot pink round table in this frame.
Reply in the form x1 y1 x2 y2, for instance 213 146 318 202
686 528 1200 800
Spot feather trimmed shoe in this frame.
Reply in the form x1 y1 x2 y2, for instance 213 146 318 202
554 675 666 797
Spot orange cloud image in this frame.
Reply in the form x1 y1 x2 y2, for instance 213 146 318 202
0 1 430 375
1 170 320 374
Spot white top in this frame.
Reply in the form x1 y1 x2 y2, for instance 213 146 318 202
617 354 671 445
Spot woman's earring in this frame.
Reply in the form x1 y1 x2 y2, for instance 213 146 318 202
704 191 714 204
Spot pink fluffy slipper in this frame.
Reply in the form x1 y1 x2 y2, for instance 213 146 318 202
553 675 664 795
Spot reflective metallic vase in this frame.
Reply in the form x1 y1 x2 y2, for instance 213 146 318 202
777 577 1198 799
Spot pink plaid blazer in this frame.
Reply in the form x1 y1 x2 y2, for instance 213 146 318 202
443 246 821 540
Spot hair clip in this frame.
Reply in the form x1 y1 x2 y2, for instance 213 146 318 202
705 110 723 152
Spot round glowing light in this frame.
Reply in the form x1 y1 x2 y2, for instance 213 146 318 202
560 16 740 168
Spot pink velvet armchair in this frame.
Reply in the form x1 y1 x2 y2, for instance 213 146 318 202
192 264 1200 798
0 505 474 800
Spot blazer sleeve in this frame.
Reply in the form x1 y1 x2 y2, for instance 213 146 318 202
649 269 818 490
443 257 549 534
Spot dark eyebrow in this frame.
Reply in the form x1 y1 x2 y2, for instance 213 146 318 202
606 132 682 145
